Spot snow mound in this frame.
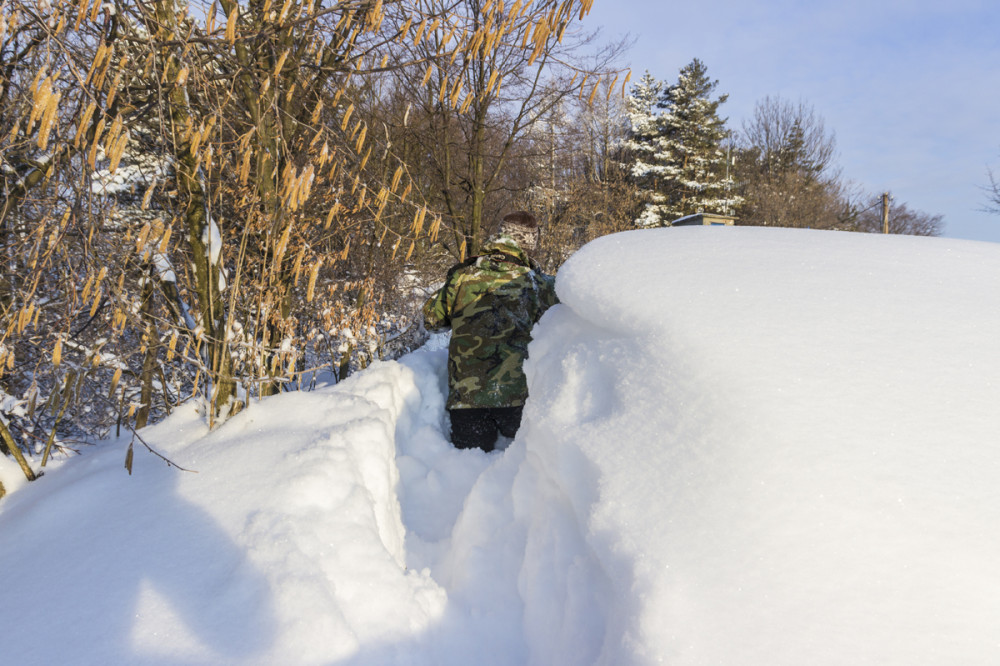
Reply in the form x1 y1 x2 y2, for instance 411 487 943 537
0 363 447 664
522 226 1000 664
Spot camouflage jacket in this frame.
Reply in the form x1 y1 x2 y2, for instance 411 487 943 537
423 236 558 409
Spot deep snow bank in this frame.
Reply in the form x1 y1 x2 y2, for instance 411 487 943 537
0 362 448 665
519 226 1000 664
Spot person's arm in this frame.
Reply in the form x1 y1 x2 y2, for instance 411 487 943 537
540 273 559 309
422 278 455 332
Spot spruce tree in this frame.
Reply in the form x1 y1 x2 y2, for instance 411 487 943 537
658 59 738 221
622 72 671 226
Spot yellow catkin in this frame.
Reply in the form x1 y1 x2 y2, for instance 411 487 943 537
109 367 122 397
306 258 323 302
367 0 383 29
587 78 600 105
135 223 151 253
354 124 368 152
390 165 403 192
460 92 474 114
29 76 51 128
18 305 31 334
37 91 61 150
85 44 106 85
398 16 413 41
75 0 92 30
274 223 293 265
438 21 454 47
277 0 293 22
412 206 427 235
166 330 179 361
159 227 172 254
300 164 314 202
189 123 204 157
141 180 157 210
449 78 464 108
311 99 324 125
292 247 306 285
108 131 129 174
87 117 106 168
238 150 252 185
106 64 124 109
273 50 290 78
340 103 354 131
81 275 94 303
405 241 415 262
93 44 114 90
90 289 102 317
413 18 427 45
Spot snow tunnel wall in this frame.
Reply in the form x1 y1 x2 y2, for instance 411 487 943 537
517 226 1000 665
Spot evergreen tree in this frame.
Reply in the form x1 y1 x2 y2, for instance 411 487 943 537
622 72 670 226
658 59 739 221
621 61 738 227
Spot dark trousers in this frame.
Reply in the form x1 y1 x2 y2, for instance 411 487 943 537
448 406 524 452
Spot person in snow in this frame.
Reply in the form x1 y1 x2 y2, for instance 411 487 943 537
422 211 558 452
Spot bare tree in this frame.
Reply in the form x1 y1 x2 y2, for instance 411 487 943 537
383 0 626 258
0 0 609 486
983 160 1000 215
735 96 845 229
847 196 943 236
517 78 638 268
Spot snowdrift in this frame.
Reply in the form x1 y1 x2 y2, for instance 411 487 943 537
1 227 998 665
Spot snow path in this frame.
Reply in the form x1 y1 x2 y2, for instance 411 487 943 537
365 336 613 666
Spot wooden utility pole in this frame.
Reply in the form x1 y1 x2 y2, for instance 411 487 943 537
881 192 890 234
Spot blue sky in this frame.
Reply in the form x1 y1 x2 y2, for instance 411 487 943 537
581 0 1000 243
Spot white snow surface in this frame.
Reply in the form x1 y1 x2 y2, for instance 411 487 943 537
2 227 999 665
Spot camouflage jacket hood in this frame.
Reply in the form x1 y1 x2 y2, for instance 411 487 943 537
422 237 558 409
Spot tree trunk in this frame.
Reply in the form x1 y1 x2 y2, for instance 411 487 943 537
135 264 159 429
0 419 36 482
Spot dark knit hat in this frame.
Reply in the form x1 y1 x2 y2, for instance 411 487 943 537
496 211 540 251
